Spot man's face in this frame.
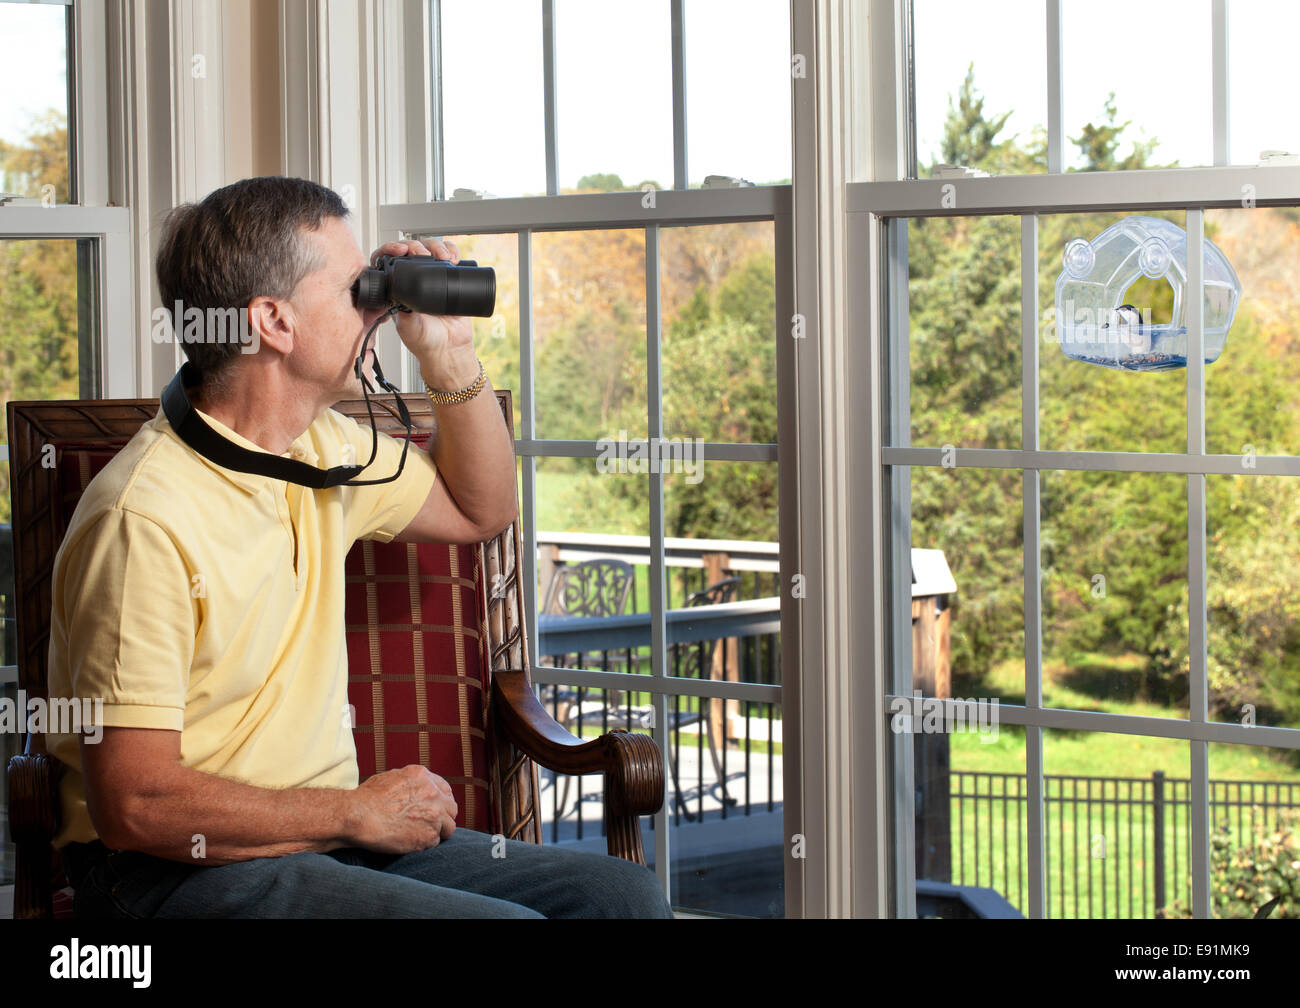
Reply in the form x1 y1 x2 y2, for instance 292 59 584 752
284 215 385 401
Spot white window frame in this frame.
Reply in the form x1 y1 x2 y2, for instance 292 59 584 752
856 0 1300 920
0 0 134 696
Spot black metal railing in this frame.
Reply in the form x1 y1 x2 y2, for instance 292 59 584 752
936 770 1300 918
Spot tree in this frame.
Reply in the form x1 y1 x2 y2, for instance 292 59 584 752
912 72 1300 737
0 111 79 524
1070 93 1161 172
574 173 625 193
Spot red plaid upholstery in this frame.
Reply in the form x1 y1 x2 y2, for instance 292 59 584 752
53 439 496 839
344 540 492 832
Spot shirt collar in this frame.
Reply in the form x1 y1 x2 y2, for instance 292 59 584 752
156 404 322 495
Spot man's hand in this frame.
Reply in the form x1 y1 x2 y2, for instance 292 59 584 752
347 764 459 854
367 237 481 392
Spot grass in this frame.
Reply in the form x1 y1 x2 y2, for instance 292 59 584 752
950 653 1300 783
937 652 1300 918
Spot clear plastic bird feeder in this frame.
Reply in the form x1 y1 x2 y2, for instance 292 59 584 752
1055 216 1241 371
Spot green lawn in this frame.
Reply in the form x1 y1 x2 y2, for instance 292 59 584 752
939 654 1300 918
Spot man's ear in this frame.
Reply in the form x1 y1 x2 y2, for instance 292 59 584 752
247 295 294 356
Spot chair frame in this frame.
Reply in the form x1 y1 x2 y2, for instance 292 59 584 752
5 390 663 919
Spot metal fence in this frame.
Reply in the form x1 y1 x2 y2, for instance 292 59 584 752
938 769 1300 918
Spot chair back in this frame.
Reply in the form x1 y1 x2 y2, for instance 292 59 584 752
541 558 635 618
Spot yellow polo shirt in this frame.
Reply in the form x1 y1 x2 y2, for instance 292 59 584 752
46 404 438 848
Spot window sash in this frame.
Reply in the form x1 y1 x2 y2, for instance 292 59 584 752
909 0 1234 179
867 178 1300 920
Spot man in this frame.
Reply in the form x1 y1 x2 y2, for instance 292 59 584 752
45 176 671 918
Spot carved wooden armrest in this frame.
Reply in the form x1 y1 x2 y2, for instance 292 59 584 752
492 668 663 864
8 751 58 919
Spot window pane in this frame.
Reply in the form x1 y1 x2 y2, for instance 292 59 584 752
532 228 647 440
908 215 1022 449
661 221 776 444
556 0 673 193
1040 470 1188 717
0 0 70 202
912 0 1047 177
440 1 546 198
1207 475 1300 731
1038 210 1187 453
534 455 648 676
1062 0 1212 171
669 696 783 917
1044 731 1189 918
665 462 780 688
1228 0 1300 166
904 722 1029 917
1205 740 1300 920
1 237 97 518
684 0 790 186
1204 206 1299 458
908 467 1024 703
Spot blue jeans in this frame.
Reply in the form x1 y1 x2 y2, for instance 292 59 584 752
65 830 672 919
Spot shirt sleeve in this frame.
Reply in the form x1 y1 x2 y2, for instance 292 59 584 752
53 508 198 731
329 408 439 544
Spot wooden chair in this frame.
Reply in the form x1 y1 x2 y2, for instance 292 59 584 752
5 390 663 919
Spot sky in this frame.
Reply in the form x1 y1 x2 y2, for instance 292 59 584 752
914 0 1300 171
4 1 1300 192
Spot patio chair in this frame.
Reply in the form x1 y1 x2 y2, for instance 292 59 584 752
537 558 637 815
5 390 663 919
664 576 742 820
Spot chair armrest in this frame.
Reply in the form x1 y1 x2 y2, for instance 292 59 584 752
492 668 664 864
8 751 58 919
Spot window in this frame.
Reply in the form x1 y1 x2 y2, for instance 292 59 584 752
0 0 130 896
856 0 1300 919
383 0 793 916
911 0 1298 178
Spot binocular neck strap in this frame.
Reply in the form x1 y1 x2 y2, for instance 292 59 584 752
161 362 365 489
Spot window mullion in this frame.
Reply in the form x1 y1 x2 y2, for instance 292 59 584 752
1045 0 1064 174
541 0 559 196
670 0 687 190
1186 207 1211 919
1212 0 1229 167
1021 212 1047 919
429 0 445 201
518 229 541 678
644 222 672 899
885 215 916 919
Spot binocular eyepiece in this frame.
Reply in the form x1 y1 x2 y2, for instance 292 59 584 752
352 254 496 318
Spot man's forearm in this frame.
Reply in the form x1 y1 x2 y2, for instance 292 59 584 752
98 762 358 866
418 347 517 535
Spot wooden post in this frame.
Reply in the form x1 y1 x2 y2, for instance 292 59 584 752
701 552 739 745
538 543 560 614
912 592 952 883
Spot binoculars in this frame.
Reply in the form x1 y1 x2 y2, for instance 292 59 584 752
352 254 496 318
